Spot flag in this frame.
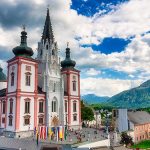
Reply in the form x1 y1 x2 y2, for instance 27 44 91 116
56 127 59 141
48 127 52 140
34 127 36 136
40 126 43 139
64 126 67 140
59 126 63 139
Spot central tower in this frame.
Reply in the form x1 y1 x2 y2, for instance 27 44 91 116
37 9 64 127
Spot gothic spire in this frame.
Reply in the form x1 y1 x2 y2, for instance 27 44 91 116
42 8 54 44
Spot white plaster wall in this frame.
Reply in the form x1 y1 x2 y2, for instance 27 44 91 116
63 74 67 93
70 74 79 96
70 99 79 126
20 63 35 92
8 64 18 93
0 82 7 90
6 97 16 131
19 96 34 131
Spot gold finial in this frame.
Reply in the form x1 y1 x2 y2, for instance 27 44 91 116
67 42 69 48
22 24 26 31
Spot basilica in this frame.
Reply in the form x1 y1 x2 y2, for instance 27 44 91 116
0 9 81 138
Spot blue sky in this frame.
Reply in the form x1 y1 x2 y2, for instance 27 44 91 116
0 0 150 96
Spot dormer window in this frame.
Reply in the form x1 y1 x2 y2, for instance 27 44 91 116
11 72 14 86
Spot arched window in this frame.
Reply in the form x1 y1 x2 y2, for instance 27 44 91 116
24 98 30 114
46 45 48 50
53 82 56 92
52 98 57 112
39 100 44 113
73 114 77 121
73 101 77 112
8 115 13 126
2 101 5 114
24 115 30 125
11 72 14 86
9 99 13 114
38 114 44 125
72 76 77 91
25 72 31 86
52 49 54 55
65 101 67 112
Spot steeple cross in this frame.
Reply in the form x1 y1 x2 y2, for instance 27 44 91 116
67 42 69 48
22 24 26 31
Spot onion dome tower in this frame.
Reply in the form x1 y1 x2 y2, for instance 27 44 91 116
12 27 33 57
61 44 76 69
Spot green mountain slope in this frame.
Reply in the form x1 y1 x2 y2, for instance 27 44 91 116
108 80 150 109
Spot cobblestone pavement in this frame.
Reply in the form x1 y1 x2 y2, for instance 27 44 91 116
0 128 108 150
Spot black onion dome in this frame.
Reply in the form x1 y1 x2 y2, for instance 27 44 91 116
61 47 76 69
12 30 33 57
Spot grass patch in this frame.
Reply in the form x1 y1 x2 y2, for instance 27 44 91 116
131 140 150 149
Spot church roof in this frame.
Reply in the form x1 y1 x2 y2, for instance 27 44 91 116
61 46 76 69
12 28 33 58
0 66 6 81
42 8 54 44
0 88 6 97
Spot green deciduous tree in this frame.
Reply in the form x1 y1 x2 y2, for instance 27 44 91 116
120 132 134 146
81 100 94 121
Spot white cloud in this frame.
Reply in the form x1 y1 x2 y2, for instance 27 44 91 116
81 77 142 97
0 0 150 96
86 68 101 76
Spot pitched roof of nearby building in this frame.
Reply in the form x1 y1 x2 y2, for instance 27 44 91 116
0 88 6 97
128 111 150 125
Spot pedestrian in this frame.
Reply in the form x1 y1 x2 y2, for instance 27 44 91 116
36 132 39 146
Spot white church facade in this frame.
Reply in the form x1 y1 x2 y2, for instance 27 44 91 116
0 9 81 138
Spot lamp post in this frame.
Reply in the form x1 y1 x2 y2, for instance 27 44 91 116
95 110 99 134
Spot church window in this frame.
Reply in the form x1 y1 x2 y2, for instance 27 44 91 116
26 65 31 71
25 101 30 114
73 114 77 121
73 101 77 112
8 115 13 126
52 49 54 55
39 117 44 125
24 115 30 125
2 101 5 114
52 100 57 112
46 45 48 50
2 118 5 124
39 101 44 113
65 101 67 112
72 76 77 91
25 72 31 86
40 49 43 56
9 99 13 114
53 82 56 92
11 72 14 86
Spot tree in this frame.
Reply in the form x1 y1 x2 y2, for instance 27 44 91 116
81 100 94 121
120 132 134 146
